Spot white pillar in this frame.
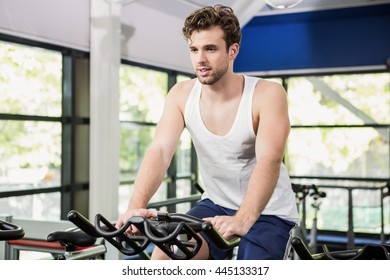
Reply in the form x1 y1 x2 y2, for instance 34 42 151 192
89 0 121 221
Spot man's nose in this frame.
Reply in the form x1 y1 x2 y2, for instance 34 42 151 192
196 50 207 63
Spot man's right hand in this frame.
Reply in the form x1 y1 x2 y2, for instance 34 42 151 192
115 208 157 234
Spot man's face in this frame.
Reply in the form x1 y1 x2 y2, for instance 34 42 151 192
188 26 230 85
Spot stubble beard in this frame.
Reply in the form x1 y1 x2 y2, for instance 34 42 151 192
196 61 229 85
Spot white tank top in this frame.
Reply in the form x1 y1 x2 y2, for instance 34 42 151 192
184 75 298 223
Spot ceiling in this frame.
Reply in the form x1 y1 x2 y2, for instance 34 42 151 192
133 0 390 27
115 0 390 73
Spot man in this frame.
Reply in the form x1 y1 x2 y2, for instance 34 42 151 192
116 5 298 260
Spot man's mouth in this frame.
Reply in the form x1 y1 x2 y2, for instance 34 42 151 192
198 67 211 77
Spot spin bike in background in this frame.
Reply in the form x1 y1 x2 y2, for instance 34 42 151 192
46 225 106 260
0 219 25 241
290 183 390 260
291 235 390 260
291 183 326 258
0 218 24 260
1 216 106 260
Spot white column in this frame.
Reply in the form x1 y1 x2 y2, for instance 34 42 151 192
89 0 121 221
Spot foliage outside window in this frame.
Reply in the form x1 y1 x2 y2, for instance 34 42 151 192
0 41 62 220
118 68 194 215
286 74 389 179
286 73 389 234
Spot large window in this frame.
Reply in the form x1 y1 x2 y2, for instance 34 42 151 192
0 38 90 221
0 41 62 220
118 63 195 215
286 74 389 179
285 73 390 236
0 38 196 221
1 37 387 242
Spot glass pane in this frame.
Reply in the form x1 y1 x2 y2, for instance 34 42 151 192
306 188 349 232
0 192 60 220
119 124 155 182
74 58 90 118
176 129 192 177
118 182 168 216
118 184 133 216
177 74 193 82
286 127 389 178
74 124 89 183
176 77 193 176
0 120 61 190
292 179 387 233
176 179 192 198
288 74 390 125
352 189 382 234
175 179 195 214
119 65 167 123
0 41 62 117
384 195 390 235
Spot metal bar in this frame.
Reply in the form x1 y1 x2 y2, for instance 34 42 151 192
64 244 106 260
148 194 201 209
347 189 355 249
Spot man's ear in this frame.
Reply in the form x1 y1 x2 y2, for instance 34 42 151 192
229 43 239 60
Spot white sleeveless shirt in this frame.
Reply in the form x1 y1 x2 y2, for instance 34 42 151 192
184 75 298 223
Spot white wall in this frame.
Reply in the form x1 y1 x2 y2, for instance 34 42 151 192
120 1 192 72
0 0 90 51
0 0 192 72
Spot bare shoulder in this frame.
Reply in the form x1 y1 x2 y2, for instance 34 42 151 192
169 78 197 96
254 78 286 97
253 78 288 108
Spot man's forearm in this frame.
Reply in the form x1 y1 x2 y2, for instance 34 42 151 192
235 158 281 223
127 146 171 209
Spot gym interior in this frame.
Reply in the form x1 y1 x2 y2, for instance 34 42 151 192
0 0 389 260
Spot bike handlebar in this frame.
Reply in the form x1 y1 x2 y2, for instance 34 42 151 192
67 210 101 238
67 210 240 260
291 236 390 260
0 219 25 241
292 183 326 200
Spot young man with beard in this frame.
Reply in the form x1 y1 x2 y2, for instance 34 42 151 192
116 5 298 260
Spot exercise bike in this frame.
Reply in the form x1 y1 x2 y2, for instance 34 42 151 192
1 216 106 260
51 209 240 260
0 218 24 260
0 219 25 241
291 235 390 260
290 183 326 258
46 225 106 260
290 183 389 260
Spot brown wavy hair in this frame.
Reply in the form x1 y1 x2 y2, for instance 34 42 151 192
182 5 241 50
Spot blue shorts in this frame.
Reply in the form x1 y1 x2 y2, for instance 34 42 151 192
187 199 295 260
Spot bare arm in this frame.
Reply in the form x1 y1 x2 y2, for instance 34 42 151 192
206 80 290 238
116 82 188 230
235 80 290 226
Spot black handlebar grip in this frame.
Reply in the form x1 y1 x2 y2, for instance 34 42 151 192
67 210 100 238
0 220 25 240
290 236 314 260
201 222 240 251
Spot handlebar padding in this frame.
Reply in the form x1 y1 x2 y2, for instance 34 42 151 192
290 236 315 260
201 222 240 251
67 210 100 238
0 220 25 240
